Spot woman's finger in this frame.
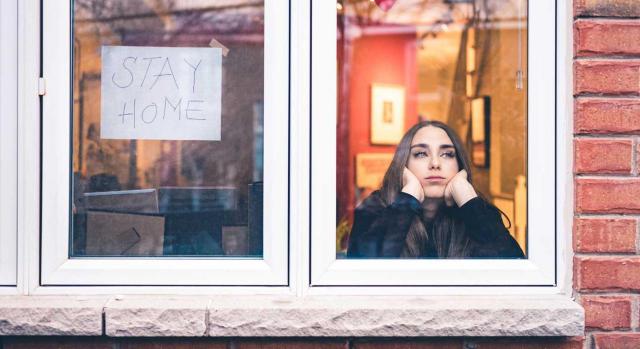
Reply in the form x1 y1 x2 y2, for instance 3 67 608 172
443 181 454 206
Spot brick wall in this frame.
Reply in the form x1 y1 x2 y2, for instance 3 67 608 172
573 1 640 349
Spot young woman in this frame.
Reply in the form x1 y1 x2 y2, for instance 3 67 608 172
347 121 525 259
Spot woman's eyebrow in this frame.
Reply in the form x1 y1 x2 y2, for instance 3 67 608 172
440 144 455 150
410 143 428 149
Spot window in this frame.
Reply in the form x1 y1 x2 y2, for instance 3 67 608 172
40 0 289 286
32 0 566 292
0 0 18 287
310 0 557 286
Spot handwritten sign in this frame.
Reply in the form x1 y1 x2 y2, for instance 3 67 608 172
100 46 222 140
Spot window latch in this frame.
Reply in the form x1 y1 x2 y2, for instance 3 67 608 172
38 77 46 96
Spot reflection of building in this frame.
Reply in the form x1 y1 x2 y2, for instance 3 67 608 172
337 0 527 252
69 0 266 259
73 0 264 205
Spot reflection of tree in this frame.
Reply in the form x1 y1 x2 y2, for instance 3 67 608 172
73 0 265 202
75 0 264 46
342 0 522 28
342 0 472 27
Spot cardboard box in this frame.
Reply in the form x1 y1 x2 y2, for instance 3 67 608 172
86 211 165 256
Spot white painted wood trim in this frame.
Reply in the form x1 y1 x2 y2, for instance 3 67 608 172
18 0 41 295
0 0 18 286
309 0 558 288
556 0 575 295
39 0 289 286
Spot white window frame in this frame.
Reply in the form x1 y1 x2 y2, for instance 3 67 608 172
0 0 18 287
38 0 290 287
307 0 569 291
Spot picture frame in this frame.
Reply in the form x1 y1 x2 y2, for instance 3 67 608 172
470 96 490 167
370 83 405 145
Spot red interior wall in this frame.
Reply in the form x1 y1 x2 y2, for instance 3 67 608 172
338 29 419 223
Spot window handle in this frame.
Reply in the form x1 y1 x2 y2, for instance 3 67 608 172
38 77 46 96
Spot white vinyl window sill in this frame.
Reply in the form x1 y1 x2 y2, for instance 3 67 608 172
0 295 584 337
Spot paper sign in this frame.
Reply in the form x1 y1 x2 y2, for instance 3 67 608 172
100 46 222 141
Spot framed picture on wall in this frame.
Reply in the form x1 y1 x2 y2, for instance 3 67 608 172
370 84 405 145
470 96 490 167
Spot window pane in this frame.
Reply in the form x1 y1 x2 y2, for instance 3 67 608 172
337 0 527 259
71 0 264 258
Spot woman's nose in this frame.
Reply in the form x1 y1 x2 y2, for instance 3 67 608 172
429 156 441 169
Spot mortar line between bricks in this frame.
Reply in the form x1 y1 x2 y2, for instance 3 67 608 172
574 57 640 62
632 297 639 331
575 17 640 21
575 173 636 177
574 16 640 20
576 174 640 178
577 55 640 61
636 218 640 254
575 214 640 219
577 213 640 218
575 252 640 257
581 292 640 297
632 137 638 177
575 95 640 101
576 134 640 139
580 291 640 296
586 333 594 349
575 93 640 98
575 135 640 140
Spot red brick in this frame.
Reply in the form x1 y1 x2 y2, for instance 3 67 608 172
575 0 640 17
236 341 347 349
475 338 584 349
573 218 637 253
575 256 640 291
575 20 640 57
581 295 632 329
593 333 640 349
575 98 640 134
2 337 115 349
120 338 228 349
353 340 460 349
574 61 640 96
576 178 640 214
574 139 632 174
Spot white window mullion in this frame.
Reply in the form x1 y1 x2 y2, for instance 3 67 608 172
0 0 18 286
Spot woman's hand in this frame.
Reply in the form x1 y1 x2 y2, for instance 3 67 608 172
443 170 477 207
402 167 424 202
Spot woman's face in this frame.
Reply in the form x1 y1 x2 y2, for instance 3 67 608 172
406 125 460 199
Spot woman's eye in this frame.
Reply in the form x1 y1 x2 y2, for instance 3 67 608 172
413 151 427 158
441 152 456 158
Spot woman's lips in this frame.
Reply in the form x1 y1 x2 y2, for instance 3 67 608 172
424 176 446 183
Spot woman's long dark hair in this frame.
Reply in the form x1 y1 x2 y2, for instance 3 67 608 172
379 120 477 258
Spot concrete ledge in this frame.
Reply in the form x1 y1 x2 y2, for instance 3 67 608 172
207 296 584 337
105 297 209 337
0 295 584 337
0 296 107 336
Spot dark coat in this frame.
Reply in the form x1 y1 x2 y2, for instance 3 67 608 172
346 191 525 259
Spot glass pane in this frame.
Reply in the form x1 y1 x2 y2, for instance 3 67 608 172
71 0 264 258
337 0 527 259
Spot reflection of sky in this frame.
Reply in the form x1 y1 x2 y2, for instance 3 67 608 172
345 0 526 26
